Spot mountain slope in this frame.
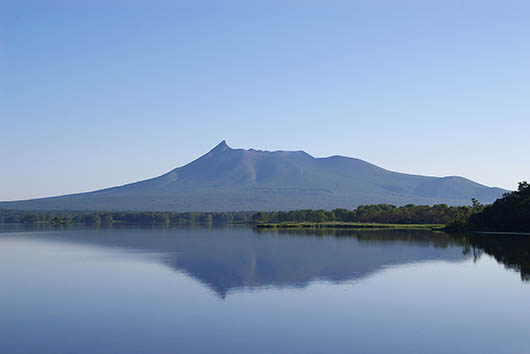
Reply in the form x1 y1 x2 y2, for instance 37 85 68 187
0 141 506 211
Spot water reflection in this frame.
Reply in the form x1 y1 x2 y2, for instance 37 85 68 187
1 226 472 297
170 229 473 297
2 225 529 296
2 225 530 354
468 233 530 281
268 229 530 285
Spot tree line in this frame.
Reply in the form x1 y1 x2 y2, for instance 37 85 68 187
0 210 255 225
251 204 471 224
0 203 473 226
464 181 530 232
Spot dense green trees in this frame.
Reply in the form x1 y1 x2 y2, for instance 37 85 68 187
250 204 471 225
0 209 256 226
0 205 467 226
467 181 530 232
0 202 492 227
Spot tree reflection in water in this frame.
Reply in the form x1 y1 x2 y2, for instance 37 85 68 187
467 234 530 281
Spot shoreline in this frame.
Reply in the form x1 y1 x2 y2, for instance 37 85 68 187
254 222 444 230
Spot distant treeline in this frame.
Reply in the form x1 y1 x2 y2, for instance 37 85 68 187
0 210 255 225
250 204 472 224
0 204 473 226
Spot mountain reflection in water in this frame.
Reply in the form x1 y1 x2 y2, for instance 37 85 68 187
2 225 530 354
0 226 462 295
2 225 529 296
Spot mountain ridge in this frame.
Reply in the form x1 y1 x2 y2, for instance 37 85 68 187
0 141 507 211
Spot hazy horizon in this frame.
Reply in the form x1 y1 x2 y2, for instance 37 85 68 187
2 1 529 201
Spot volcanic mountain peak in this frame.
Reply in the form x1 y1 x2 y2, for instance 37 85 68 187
0 141 507 211
211 140 230 152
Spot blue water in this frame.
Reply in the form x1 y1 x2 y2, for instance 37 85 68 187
1 226 529 354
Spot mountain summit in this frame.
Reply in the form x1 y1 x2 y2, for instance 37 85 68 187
1 141 506 211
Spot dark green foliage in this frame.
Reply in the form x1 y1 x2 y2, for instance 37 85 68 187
51 216 71 225
251 212 269 222
82 214 101 224
467 181 530 232
0 209 254 226
102 214 113 224
21 214 39 224
0 204 471 226
251 204 471 225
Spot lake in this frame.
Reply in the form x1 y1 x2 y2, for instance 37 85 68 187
1 225 529 354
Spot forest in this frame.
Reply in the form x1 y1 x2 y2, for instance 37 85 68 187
464 181 530 232
0 204 471 226
0 210 254 225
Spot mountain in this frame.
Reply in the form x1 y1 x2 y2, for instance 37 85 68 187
0 141 506 211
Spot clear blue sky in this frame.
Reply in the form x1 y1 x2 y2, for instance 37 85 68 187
1 0 529 201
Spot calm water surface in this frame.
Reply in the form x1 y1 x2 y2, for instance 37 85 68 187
1 225 529 354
